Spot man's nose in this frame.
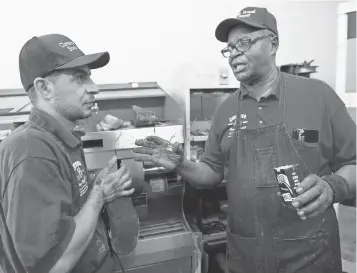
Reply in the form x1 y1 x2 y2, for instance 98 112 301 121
85 79 99 94
230 48 243 59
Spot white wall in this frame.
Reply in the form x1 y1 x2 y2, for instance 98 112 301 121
0 0 346 94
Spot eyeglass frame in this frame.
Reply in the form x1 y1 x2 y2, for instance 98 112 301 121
221 34 277 58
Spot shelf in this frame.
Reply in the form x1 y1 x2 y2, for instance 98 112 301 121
0 114 29 124
95 88 165 100
0 82 166 102
190 135 208 142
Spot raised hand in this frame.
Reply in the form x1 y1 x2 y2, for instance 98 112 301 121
133 136 184 171
93 156 135 203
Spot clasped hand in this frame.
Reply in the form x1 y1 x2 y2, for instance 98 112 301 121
287 174 334 220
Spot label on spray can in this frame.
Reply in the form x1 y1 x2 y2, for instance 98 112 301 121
274 164 301 209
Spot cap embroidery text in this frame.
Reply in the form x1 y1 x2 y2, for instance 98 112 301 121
238 9 256 18
59 41 78 52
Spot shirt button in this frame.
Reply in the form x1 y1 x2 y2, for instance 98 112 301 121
259 120 263 125
258 107 263 110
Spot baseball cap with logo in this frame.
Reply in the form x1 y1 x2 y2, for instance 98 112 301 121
19 34 110 91
215 7 278 42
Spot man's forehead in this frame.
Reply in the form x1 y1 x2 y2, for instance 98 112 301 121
227 26 262 41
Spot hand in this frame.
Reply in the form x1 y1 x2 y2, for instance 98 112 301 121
133 136 184 171
93 156 135 203
292 174 334 220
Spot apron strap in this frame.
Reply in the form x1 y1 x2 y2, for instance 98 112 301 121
235 91 242 138
278 72 287 123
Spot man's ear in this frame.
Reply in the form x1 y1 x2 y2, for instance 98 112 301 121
33 77 54 100
271 36 279 56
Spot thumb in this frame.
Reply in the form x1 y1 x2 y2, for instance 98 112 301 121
102 156 118 174
172 142 184 155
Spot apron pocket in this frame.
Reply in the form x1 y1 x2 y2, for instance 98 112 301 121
227 230 262 273
273 234 336 273
255 146 278 187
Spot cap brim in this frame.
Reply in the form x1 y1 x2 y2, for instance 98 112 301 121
56 51 110 70
215 18 265 42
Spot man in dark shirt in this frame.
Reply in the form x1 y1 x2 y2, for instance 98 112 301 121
134 7 356 273
0 34 134 273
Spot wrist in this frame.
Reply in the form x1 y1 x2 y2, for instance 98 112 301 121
322 174 350 204
89 185 104 211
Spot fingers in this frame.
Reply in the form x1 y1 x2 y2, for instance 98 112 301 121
293 186 321 208
296 181 333 219
94 156 117 185
108 177 132 191
120 188 135 196
296 174 318 194
146 135 170 144
293 175 323 208
101 163 130 185
133 154 153 162
104 156 118 173
135 136 170 146
120 179 133 190
104 180 134 202
116 163 129 174
105 188 135 202
133 147 154 155
134 139 158 149
296 195 324 219
172 142 184 155
118 169 131 183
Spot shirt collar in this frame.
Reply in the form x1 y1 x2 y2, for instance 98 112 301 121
239 70 282 100
29 107 81 148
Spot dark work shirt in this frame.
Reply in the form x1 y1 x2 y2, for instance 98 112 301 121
200 72 356 177
0 107 111 273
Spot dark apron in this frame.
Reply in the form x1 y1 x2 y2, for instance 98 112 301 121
225 73 342 273
28 117 115 273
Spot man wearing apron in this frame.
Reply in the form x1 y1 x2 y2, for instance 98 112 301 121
133 6 356 273
0 34 139 273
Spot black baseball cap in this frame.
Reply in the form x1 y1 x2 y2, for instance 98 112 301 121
215 7 278 42
19 34 110 91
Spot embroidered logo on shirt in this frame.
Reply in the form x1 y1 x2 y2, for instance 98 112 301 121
228 115 237 138
240 114 248 129
73 161 88 196
227 113 248 137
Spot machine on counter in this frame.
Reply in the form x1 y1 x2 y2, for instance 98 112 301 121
280 60 318 78
0 82 201 273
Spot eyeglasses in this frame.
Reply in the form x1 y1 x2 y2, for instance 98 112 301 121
221 35 275 58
